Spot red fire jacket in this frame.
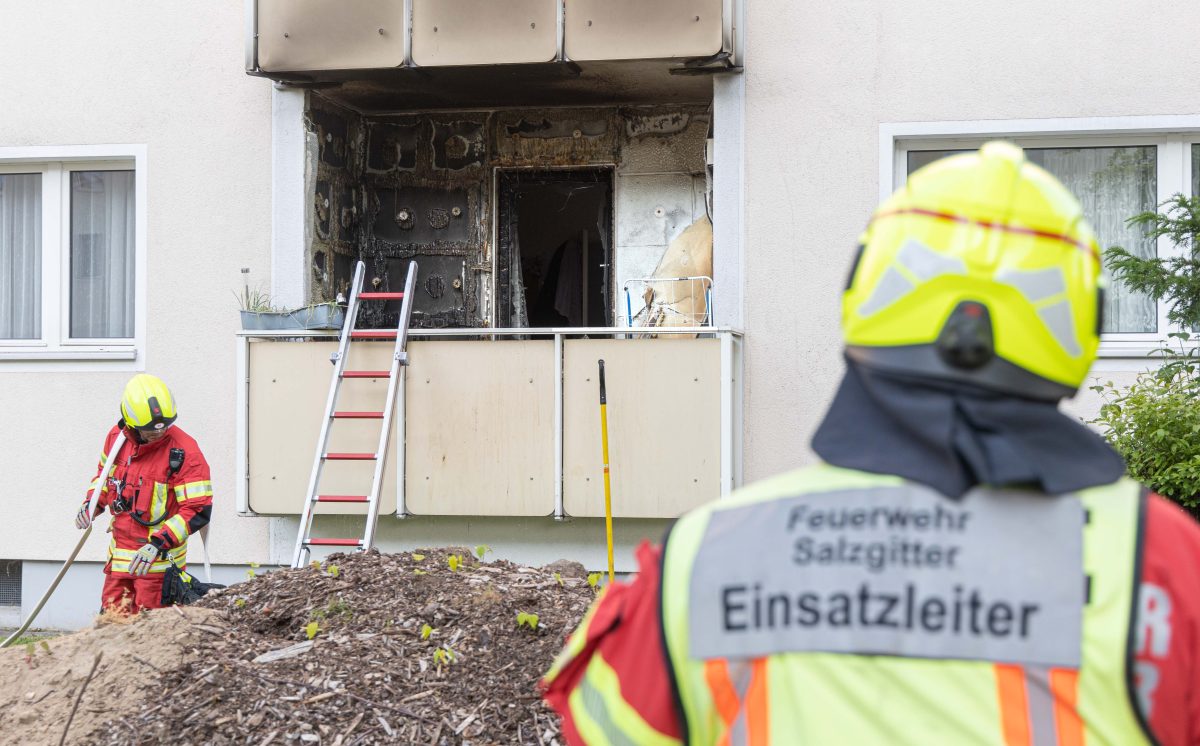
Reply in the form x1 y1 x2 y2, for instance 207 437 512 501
544 495 1200 746
84 423 214 574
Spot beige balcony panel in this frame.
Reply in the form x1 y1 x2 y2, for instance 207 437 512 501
565 0 724 62
258 0 405 72
563 338 720 518
411 0 558 67
249 342 399 515
404 340 555 516
247 337 721 518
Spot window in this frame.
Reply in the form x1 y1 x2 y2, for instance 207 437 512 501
886 120 1200 353
0 146 144 365
0 560 19 607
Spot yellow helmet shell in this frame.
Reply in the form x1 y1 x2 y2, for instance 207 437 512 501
120 373 178 431
843 141 1105 400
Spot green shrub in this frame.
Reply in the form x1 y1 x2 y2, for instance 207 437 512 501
1091 372 1200 514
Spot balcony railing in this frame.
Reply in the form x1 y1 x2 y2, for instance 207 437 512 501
236 327 743 520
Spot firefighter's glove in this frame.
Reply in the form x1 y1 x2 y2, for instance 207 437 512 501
75 504 94 530
129 542 162 576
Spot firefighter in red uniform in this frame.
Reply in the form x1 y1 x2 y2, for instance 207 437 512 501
75 374 214 613
543 143 1200 745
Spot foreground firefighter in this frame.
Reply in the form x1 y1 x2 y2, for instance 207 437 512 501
543 142 1200 744
75 374 214 613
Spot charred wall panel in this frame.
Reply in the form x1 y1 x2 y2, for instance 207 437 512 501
308 96 365 305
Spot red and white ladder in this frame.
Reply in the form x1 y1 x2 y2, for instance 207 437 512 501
291 259 417 569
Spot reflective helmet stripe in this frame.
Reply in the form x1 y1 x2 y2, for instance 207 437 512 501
871 206 1099 260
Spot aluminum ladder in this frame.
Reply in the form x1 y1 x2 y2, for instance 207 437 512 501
291 259 417 568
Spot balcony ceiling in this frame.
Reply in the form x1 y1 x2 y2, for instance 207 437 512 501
265 60 716 114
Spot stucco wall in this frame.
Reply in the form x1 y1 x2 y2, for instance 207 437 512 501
0 1 274 564
740 0 1200 481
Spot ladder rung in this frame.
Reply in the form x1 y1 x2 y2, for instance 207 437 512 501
315 495 370 503
306 538 364 547
341 370 391 378
332 411 385 419
358 292 405 300
350 331 397 339
324 452 377 460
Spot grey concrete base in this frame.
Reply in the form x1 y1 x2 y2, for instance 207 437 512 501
18 561 259 632
0 606 20 628
265 514 672 574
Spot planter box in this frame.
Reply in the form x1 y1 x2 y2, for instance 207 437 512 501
241 305 345 331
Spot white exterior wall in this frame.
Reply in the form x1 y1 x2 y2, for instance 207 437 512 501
0 0 274 582
741 0 1200 480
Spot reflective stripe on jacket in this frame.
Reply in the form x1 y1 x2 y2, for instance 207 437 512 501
656 463 1155 745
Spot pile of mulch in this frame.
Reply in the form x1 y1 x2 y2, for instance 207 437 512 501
85 549 597 745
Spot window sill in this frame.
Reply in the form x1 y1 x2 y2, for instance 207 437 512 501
0 348 138 362
1097 342 1165 359
1094 339 1197 373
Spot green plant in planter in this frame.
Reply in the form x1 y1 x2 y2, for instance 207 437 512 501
234 285 279 313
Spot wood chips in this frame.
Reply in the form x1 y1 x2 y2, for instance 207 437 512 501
86 549 595 745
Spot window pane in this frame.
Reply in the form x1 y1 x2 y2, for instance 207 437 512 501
70 171 134 339
906 149 969 173
1029 147 1157 333
907 146 1158 333
0 173 42 340
1193 144 1199 196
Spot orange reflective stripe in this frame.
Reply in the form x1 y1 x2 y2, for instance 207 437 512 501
1050 668 1084 746
995 663 1032 746
745 658 770 746
704 659 741 745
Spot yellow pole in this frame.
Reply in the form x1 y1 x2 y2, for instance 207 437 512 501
598 359 615 583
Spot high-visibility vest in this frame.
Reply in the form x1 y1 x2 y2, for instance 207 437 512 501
660 463 1155 745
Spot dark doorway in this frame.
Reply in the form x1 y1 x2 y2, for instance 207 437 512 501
497 169 613 328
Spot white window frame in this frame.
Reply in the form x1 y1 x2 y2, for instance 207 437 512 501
880 115 1200 359
0 145 147 371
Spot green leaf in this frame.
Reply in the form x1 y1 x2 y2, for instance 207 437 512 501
553 572 564 587
411 553 425 562
420 624 433 640
328 564 340 578
246 569 257 580
433 646 456 667
413 569 427 576
475 544 491 561
305 622 320 640
516 612 540 630
448 555 462 572
587 572 601 588
234 598 247 609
